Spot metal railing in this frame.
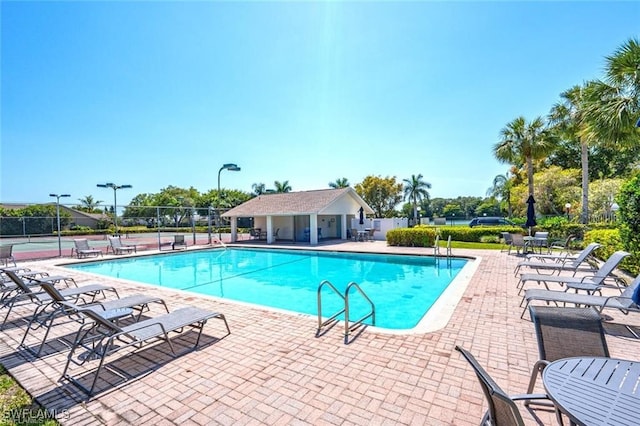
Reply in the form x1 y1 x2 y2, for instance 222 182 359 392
316 280 375 344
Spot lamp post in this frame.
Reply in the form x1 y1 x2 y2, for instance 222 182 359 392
611 202 619 221
97 183 132 236
565 203 571 220
416 206 421 226
49 193 70 257
217 163 241 240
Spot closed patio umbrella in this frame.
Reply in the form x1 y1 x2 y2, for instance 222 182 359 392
359 207 364 225
525 195 537 235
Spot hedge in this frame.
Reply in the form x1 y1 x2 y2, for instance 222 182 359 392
584 229 639 276
386 227 438 247
386 225 526 245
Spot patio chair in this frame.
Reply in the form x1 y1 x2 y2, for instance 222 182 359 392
1 270 73 304
517 250 631 296
513 242 601 276
509 233 527 255
527 235 576 260
455 345 550 425
367 228 375 242
107 236 136 255
1 270 118 330
171 234 186 250
61 305 231 396
500 232 513 253
0 245 16 267
520 271 640 319
350 228 359 242
72 239 103 259
525 306 609 406
19 281 169 357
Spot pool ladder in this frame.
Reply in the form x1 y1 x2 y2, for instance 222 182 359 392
316 280 375 344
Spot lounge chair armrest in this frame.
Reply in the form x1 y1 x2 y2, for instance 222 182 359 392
510 393 549 401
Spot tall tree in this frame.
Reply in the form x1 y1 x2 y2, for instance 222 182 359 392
402 174 431 221
354 175 403 218
274 180 292 193
328 178 350 189
584 38 640 143
251 183 266 196
548 84 596 223
493 116 556 198
486 173 512 217
76 195 103 212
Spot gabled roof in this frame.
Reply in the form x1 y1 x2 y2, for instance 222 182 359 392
223 187 374 217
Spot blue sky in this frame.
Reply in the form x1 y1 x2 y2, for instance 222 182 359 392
1 1 638 207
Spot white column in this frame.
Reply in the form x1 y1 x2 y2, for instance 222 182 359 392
341 214 348 239
266 215 274 244
310 214 318 245
230 217 238 242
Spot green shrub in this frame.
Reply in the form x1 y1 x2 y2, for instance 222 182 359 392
439 225 523 243
386 227 437 247
584 228 639 275
618 174 640 274
387 225 522 245
536 219 586 240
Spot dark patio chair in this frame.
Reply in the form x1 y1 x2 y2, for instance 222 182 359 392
0 245 16 267
525 306 609 402
500 232 513 253
509 233 527 255
455 345 550 425
172 235 187 250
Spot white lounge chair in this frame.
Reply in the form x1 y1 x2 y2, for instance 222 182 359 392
517 250 631 296
19 281 168 357
61 305 230 396
1 270 117 330
108 236 136 255
521 272 640 319
72 239 103 259
514 242 601 276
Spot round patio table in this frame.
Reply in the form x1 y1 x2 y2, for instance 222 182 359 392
543 356 640 426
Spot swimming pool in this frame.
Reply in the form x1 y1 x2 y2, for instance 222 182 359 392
67 248 468 330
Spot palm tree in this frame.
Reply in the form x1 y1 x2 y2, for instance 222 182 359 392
584 38 640 143
548 84 597 223
493 116 556 197
251 183 266 196
486 173 512 217
77 195 103 212
402 174 431 222
274 180 292 193
328 178 350 188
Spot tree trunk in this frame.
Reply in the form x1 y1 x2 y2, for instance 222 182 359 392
580 139 589 224
526 156 534 196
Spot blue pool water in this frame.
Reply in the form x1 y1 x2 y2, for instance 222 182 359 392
67 248 467 330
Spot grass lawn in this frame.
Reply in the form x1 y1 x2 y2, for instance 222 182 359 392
0 365 58 426
444 241 503 250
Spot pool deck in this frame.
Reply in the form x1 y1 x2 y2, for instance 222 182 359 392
1 241 639 425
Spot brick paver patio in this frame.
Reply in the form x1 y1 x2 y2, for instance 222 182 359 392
1 241 639 425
